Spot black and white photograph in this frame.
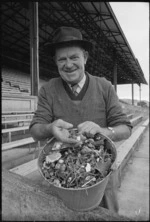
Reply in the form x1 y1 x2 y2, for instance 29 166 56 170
2 2 149 221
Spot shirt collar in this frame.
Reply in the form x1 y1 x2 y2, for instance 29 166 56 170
68 74 86 90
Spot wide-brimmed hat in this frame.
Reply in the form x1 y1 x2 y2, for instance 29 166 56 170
44 26 93 56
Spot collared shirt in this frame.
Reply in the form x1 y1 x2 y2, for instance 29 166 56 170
68 74 86 94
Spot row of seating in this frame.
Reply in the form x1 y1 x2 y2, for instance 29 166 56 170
2 67 47 95
2 112 33 144
2 113 34 121
3 110 35 115
2 79 31 94
2 81 24 94
2 118 32 128
2 126 29 143
2 110 41 170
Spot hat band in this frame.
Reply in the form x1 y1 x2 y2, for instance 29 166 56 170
54 35 82 43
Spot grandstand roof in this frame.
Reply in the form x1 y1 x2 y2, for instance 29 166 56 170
1 2 147 85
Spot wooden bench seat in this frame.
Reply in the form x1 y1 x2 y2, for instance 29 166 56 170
2 113 34 121
2 126 29 134
2 84 11 88
2 88 11 92
2 118 32 128
2 126 29 142
2 137 37 151
2 88 11 91
2 110 34 115
3 91 23 95
3 76 29 84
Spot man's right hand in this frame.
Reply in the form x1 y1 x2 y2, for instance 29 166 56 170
49 119 78 144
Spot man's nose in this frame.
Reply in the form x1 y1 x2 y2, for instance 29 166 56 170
65 59 73 68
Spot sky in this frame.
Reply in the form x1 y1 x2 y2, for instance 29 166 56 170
109 2 149 102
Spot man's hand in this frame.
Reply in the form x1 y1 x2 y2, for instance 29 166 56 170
50 119 78 143
77 121 102 137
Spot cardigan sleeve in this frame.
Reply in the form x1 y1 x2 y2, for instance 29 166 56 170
29 84 54 129
102 78 132 129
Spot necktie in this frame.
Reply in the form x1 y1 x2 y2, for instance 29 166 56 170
71 84 79 96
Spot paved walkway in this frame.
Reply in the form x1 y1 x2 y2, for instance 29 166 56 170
117 126 149 221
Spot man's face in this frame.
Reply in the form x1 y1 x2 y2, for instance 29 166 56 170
55 46 88 85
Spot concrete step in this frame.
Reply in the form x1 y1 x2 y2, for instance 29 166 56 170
127 113 133 119
2 168 131 221
2 137 36 151
9 159 38 176
116 119 148 172
130 115 143 127
117 126 149 221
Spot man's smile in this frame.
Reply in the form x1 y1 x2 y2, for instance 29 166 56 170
64 69 77 73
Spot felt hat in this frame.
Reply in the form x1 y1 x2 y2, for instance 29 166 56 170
44 26 93 56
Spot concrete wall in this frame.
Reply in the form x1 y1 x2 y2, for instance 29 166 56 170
2 94 37 114
2 169 132 221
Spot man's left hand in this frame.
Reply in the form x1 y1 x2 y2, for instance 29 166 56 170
77 121 102 137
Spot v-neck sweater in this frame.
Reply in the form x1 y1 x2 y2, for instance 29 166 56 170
62 73 89 100
30 72 132 129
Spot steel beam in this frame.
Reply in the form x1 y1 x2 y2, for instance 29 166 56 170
113 57 117 92
29 2 39 96
139 83 141 103
132 81 134 105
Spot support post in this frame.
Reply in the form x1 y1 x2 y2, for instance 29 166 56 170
139 83 141 103
113 52 117 92
132 81 134 105
29 2 39 96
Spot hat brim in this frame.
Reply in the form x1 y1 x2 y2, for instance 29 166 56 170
44 40 93 56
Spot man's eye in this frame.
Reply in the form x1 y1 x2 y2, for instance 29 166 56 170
71 56 78 60
58 58 65 62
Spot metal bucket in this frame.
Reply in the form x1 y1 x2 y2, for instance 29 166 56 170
38 133 117 211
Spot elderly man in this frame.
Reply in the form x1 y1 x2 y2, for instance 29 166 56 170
29 26 132 213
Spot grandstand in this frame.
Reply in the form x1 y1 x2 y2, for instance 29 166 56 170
2 66 46 95
1 66 47 169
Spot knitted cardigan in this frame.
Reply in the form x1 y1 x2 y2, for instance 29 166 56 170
30 72 131 129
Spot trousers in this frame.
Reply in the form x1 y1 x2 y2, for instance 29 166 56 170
99 168 120 213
